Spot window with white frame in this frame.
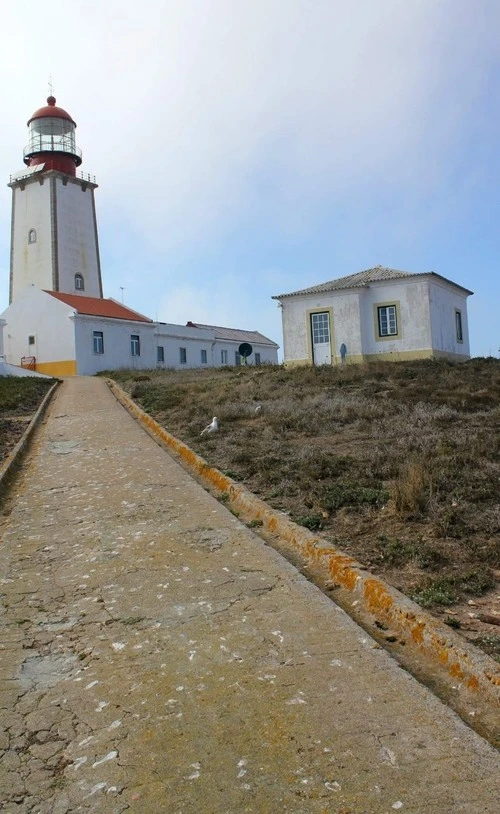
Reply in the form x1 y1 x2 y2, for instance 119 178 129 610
377 305 398 337
93 331 104 354
201 349 207 364
221 349 228 365
180 347 187 364
131 334 140 356
311 312 330 344
28 229 37 244
255 352 261 365
28 335 35 346
157 345 164 362
455 310 463 342
75 273 85 291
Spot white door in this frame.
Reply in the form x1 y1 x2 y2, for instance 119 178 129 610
311 312 331 365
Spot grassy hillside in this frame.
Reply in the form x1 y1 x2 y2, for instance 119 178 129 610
105 359 500 659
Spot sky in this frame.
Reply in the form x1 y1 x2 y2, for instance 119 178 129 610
1 0 499 357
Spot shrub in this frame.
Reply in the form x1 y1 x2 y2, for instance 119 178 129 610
392 460 430 518
316 483 389 513
412 579 458 608
296 514 323 530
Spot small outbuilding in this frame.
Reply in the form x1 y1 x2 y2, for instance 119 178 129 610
273 266 473 366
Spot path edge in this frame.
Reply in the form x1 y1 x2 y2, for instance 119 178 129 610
0 381 59 497
106 377 499 744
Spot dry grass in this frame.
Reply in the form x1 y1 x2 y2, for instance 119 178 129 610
105 358 500 657
0 376 54 464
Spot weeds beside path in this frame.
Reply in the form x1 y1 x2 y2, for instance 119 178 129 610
0 376 54 464
105 359 500 660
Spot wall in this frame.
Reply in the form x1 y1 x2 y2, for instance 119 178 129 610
155 325 279 368
428 280 470 357
280 291 363 364
1 287 76 374
74 316 157 375
10 178 54 301
211 340 278 366
156 324 214 369
359 278 432 358
55 176 102 298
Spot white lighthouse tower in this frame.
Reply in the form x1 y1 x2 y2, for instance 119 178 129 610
8 95 103 303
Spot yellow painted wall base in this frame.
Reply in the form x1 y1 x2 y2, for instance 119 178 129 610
283 358 311 368
285 349 469 367
35 360 77 376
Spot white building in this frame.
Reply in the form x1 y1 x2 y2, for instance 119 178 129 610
1 94 279 376
273 266 472 366
183 322 279 367
2 288 156 376
1 288 278 376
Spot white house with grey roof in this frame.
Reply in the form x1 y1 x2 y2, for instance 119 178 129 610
184 322 279 367
273 266 473 367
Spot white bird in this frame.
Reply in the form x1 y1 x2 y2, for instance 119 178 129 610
254 404 262 414
200 416 219 436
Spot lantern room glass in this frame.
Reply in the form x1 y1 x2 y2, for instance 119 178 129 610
28 116 77 156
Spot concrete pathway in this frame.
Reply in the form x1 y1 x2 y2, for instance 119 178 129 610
0 377 498 814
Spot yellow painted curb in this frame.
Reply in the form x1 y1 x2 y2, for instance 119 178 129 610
0 381 59 496
106 378 500 744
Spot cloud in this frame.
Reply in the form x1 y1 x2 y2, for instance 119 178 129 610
2 0 499 252
0 1 499 354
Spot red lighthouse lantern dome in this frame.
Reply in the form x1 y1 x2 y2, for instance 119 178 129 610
24 96 82 175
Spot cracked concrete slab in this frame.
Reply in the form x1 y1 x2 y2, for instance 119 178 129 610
0 377 498 813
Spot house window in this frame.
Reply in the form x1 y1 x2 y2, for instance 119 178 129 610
180 347 187 364
235 352 241 366
75 273 85 291
157 345 164 363
201 349 207 364
255 352 261 365
221 349 228 365
28 229 37 244
93 331 104 354
131 334 140 356
28 335 35 346
377 305 398 337
455 309 463 342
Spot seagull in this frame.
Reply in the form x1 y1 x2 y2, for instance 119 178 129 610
200 416 219 436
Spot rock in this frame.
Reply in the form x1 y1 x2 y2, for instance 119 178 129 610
478 613 500 626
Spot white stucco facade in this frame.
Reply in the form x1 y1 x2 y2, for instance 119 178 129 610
155 324 279 370
74 316 157 376
9 170 102 304
2 287 76 373
275 268 472 366
55 176 102 298
9 175 54 300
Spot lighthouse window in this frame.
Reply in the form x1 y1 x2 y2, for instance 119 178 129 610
75 273 85 291
28 229 37 244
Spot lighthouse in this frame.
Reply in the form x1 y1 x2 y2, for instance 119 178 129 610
8 95 103 303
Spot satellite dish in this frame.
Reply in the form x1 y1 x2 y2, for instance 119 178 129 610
238 343 253 358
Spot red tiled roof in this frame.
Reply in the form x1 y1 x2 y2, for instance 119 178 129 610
45 292 153 323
